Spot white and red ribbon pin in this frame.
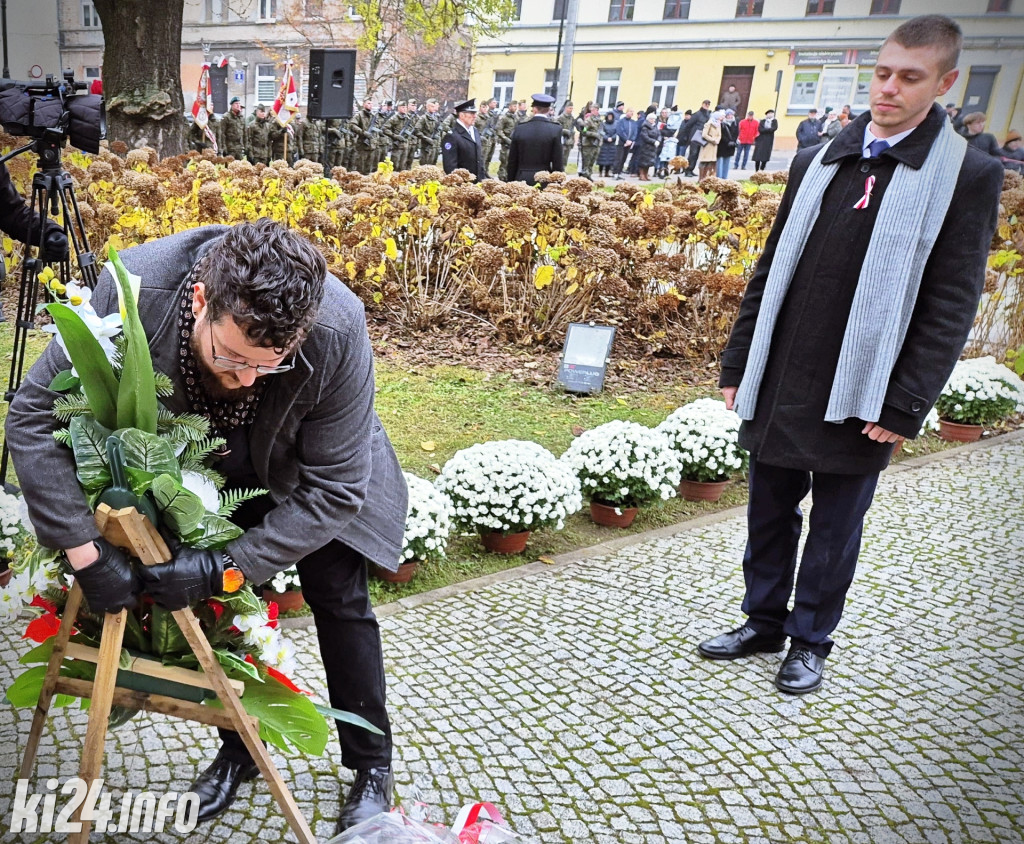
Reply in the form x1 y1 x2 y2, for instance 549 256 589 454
853 175 876 210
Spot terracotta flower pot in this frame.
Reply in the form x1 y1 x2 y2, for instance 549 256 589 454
373 560 419 584
679 478 730 502
938 419 983 442
480 530 530 554
261 588 305 612
589 501 638 528
0 566 11 589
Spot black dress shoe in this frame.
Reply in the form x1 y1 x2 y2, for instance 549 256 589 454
697 624 786 660
775 646 826 694
190 751 260 822
336 766 393 833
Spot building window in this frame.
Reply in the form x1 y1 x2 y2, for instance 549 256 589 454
869 0 901 12
493 71 515 107
609 0 634 22
806 0 835 14
82 1 100 27
256 63 277 103
512 0 522 19
305 0 324 15
664 0 690 18
84 66 101 81
736 0 763 17
553 0 567 19
986 0 1011 10
595 68 621 110
258 0 277 20
651 68 678 109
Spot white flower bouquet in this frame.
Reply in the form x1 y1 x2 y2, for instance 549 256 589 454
435 440 582 535
561 420 680 508
934 356 1024 426
267 567 302 593
656 398 749 483
401 472 454 563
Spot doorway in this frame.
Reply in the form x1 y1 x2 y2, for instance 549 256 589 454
960 66 999 115
719 67 755 115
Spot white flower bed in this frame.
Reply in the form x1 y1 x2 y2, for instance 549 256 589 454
561 420 680 508
656 398 748 483
435 440 582 535
401 472 454 562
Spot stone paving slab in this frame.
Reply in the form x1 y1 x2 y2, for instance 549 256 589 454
1 436 1022 843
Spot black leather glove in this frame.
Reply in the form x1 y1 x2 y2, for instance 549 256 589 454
41 228 69 262
138 547 224 610
67 537 140 615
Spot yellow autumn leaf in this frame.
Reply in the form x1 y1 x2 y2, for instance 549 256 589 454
616 398 628 406
384 238 398 260
345 261 357 281
565 282 579 295
534 265 555 290
566 266 578 280
536 234 548 251
420 441 436 451
642 192 654 207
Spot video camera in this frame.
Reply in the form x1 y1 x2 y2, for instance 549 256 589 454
0 70 105 154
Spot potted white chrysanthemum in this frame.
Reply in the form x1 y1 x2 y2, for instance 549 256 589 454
435 440 582 554
656 398 748 502
560 420 680 527
0 489 35 589
934 356 1024 442
262 566 304 612
375 472 455 583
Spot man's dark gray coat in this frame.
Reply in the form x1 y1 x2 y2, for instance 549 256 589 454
719 104 1004 474
6 226 408 580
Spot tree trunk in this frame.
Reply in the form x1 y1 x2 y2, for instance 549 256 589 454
92 0 186 157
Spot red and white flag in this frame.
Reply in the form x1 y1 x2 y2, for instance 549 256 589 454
272 60 299 127
191 62 213 131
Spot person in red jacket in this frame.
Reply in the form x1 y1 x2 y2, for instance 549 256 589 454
734 110 760 170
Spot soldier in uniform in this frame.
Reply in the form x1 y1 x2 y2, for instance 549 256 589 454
188 118 213 153
298 112 322 163
480 99 498 172
440 99 486 181
415 99 442 166
247 104 272 165
349 98 379 175
495 101 519 180
268 118 297 163
326 119 347 169
516 99 530 124
384 101 412 172
578 104 604 179
507 94 564 185
218 97 246 160
557 102 577 172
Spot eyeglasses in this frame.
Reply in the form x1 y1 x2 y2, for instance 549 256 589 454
209 321 295 375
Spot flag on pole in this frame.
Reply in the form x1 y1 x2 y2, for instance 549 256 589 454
272 60 299 127
190 62 218 153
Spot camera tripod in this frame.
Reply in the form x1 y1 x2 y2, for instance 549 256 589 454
0 128 97 489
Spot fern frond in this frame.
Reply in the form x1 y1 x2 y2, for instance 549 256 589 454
185 464 227 491
53 428 72 447
162 413 212 442
153 371 175 397
180 436 228 470
218 487 268 517
52 395 93 421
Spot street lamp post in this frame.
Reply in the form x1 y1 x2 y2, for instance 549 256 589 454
1 0 10 79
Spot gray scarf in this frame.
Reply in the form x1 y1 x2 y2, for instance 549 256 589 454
734 118 966 424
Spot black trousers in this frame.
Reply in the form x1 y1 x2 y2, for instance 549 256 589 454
216 432 392 770
686 140 703 172
741 459 879 657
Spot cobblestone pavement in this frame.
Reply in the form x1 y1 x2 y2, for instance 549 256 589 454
1 436 1022 843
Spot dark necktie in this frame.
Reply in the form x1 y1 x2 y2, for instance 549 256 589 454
867 138 890 158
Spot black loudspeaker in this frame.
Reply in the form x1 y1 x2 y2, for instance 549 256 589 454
307 49 357 120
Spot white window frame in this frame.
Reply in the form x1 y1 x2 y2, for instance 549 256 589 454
82 1 100 27
258 0 278 21
256 63 277 104
493 70 515 108
651 68 678 109
83 66 101 81
595 68 621 111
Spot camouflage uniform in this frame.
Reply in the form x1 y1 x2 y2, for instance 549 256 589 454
415 109 443 166
247 114 272 165
326 119 347 168
268 121 296 162
480 108 498 171
218 110 246 160
385 105 415 172
348 106 378 174
579 112 603 178
557 108 577 171
299 117 323 163
187 120 213 153
495 106 518 181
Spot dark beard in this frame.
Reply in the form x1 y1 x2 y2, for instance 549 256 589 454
189 331 259 401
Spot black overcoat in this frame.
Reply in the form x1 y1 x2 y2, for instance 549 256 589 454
752 118 777 162
506 115 564 184
634 121 661 168
719 104 1004 474
597 122 619 167
441 121 486 181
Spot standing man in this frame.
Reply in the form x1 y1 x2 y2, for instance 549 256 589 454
734 110 759 170
480 98 499 172
299 112 323 164
219 97 246 160
415 99 442 165
613 107 638 179
506 94 564 185
246 104 271 165
720 84 742 112
495 101 519 180
5 219 408 830
698 15 1004 695
557 102 577 172
578 104 604 179
384 101 410 172
796 108 822 149
441 99 486 181
679 99 711 176
349 98 378 175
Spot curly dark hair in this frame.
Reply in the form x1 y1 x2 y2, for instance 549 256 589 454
200 218 326 350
